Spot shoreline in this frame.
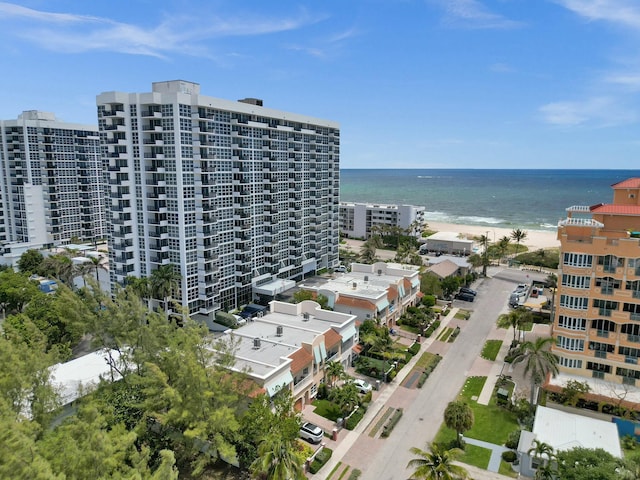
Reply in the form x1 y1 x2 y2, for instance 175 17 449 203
426 221 560 251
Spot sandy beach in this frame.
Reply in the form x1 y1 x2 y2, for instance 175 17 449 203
426 221 560 251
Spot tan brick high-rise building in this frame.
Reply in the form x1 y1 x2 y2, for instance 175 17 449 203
553 178 640 386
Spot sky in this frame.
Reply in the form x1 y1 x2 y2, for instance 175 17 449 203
1 0 640 169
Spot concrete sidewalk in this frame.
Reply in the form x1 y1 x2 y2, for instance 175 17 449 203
310 307 460 478
476 327 513 405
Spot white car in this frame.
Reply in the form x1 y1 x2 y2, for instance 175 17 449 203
352 378 373 394
299 422 324 443
335 265 347 273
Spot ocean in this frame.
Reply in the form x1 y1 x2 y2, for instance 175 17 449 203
339 169 639 232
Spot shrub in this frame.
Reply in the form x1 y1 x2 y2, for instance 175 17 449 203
381 408 403 437
214 311 238 328
501 450 517 463
387 370 397 381
361 390 372 404
345 406 365 430
505 430 521 449
408 342 421 356
347 469 361 480
308 447 333 474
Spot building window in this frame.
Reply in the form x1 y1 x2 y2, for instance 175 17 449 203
561 274 591 289
559 295 589 310
559 357 582 369
556 336 585 352
563 253 593 268
557 315 586 331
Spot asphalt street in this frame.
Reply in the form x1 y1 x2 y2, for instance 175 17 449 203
359 266 547 480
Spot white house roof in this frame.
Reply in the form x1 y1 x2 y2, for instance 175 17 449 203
426 232 473 243
530 405 621 458
426 255 471 268
49 349 122 405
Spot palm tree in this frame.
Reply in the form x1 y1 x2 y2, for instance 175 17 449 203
444 401 474 448
497 307 532 344
88 255 108 285
511 228 528 257
407 443 469 479
512 336 559 405
125 275 152 309
325 360 346 388
150 264 181 312
528 439 556 479
360 239 379 264
478 234 490 277
498 236 511 263
250 436 306 480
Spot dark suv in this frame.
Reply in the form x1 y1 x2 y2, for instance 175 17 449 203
460 287 477 296
455 292 475 302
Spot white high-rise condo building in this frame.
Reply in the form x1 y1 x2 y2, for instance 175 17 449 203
339 202 426 239
0 111 107 252
97 80 340 317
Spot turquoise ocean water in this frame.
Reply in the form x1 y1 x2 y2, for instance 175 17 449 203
339 169 639 232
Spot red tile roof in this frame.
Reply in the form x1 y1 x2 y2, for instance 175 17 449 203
612 178 640 189
387 284 398 301
288 348 312 374
335 296 375 311
323 328 342 349
591 204 640 215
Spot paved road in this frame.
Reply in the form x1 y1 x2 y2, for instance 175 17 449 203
358 266 539 480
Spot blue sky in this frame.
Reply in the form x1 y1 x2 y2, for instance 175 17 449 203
1 0 640 169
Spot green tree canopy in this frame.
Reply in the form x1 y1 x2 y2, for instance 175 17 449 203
17 249 44 275
555 447 624 480
444 401 474 447
407 443 469 479
513 336 559 405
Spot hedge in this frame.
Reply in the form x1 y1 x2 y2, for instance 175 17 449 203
309 447 333 474
408 342 421 356
381 408 403 437
345 405 366 430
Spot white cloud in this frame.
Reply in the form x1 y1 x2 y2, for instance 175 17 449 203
430 0 522 29
538 96 637 126
555 0 640 30
604 72 640 90
0 2 318 58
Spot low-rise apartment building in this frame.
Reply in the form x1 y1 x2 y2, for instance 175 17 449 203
339 202 425 239
215 300 357 411
552 177 640 390
299 262 421 327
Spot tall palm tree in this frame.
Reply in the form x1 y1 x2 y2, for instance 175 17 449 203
444 401 474 448
360 239 379 264
511 228 528 257
498 236 511 263
150 264 181 312
512 336 559 405
477 234 490 277
126 275 152 309
528 439 556 479
250 436 306 480
325 360 346 388
88 255 108 285
407 443 469 479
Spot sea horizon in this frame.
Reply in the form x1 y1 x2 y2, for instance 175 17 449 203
339 168 639 233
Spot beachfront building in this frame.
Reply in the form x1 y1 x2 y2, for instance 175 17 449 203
551 177 640 393
422 231 475 256
425 255 472 279
0 110 107 256
298 262 421 327
213 300 357 411
97 80 340 318
339 202 425 239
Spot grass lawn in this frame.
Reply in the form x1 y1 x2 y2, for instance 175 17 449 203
312 399 342 421
481 340 503 361
435 376 520 452
499 460 518 477
415 351 441 370
455 310 471 320
438 327 454 342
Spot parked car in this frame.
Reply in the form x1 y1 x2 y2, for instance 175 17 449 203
300 422 324 443
460 287 477 296
352 378 373 394
335 265 347 273
455 292 475 302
